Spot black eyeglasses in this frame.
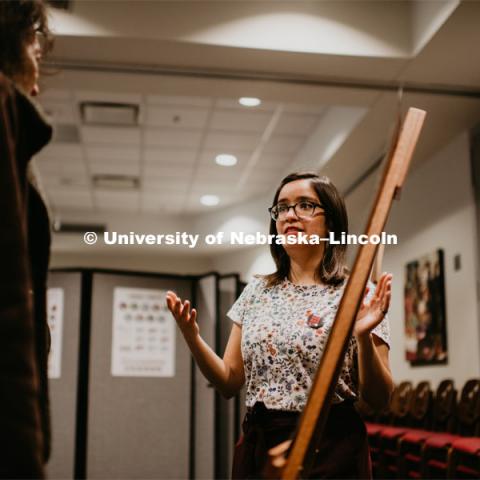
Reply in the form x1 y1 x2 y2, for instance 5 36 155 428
268 201 324 221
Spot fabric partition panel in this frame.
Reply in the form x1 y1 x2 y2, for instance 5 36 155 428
471 125 480 337
236 281 248 437
193 273 217 479
46 271 83 479
217 274 240 479
86 272 193 479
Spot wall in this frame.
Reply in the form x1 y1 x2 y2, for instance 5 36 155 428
346 131 479 389
383 132 479 389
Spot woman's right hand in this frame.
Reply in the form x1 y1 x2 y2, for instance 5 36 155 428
166 291 199 340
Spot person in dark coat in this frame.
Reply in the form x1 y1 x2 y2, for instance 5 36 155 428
0 1 54 477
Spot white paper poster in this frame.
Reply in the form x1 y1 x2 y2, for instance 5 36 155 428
47 288 64 379
111 287 175 377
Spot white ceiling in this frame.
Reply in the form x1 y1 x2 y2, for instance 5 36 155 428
36 90 327 215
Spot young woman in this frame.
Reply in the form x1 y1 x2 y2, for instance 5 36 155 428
167 172 394 478
0 1 54 475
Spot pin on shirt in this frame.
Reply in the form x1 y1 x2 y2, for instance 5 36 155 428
307 311 323 329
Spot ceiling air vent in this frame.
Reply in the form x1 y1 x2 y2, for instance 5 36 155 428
80 102 139 127
93 174 140 190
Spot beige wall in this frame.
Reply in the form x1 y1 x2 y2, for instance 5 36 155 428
384 132 479 388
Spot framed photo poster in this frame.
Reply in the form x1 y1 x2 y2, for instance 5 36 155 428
404 249 448 366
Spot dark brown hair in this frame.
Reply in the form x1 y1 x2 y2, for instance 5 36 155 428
0 0 53 81
264 172 349 287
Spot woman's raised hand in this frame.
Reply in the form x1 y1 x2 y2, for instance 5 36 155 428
354 273 392 339
166 291 199 340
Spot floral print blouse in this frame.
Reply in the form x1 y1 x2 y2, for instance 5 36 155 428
227 275 390 412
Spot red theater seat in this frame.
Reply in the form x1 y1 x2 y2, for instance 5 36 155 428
380 381 433 477
449 437 480 478
423 379 480 479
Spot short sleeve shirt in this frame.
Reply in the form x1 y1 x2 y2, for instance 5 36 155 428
227 275 390 412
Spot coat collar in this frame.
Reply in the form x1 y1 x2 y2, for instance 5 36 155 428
14 83 53 159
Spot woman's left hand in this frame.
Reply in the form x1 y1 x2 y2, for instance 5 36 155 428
354 273 392 339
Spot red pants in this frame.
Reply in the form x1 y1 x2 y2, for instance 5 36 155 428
232 400 372 479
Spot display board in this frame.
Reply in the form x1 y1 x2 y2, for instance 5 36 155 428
46 272 83 479
45 268 238 479
193 273 218 479
236 281 248 439
86 272 193 479
217 274 241 479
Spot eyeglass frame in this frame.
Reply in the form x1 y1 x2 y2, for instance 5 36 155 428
268 201 325 221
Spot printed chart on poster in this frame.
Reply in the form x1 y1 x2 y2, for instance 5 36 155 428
47 288 64 379
111 287 175 377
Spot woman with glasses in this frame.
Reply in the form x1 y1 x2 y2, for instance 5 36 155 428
0 1 54 476
167 172 393 479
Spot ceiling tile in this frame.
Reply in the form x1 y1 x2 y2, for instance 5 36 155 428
39 173 89 188
47 188 93 209
144 149 197 165
283 104 327 115
143 164 193 177
141 192 186 206
263 136 306 155
82 126 141 145
144 129 203 148
142 179 190 191
185 195 240 213
86 146 141 163
204 132 260 150
147 95 213 107
216 98 276 112
90 162 140 176
95 190 140 212
189 182 239 195
36 144 84 160
41 101 76 125
274 114 321 136
210 110 272 132
141 203 184 215
194 165 243 181
37 158 88 176
47 186 91 195
198 150 250 167
258 153 293 168
75 90 142 104
146 106 210 129
251 166 286 180
243 184 274 198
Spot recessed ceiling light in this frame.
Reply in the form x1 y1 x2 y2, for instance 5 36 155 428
215 154 237 167
239 97 261 107
200 195 219 206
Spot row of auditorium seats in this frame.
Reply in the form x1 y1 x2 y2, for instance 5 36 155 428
359 379 480 478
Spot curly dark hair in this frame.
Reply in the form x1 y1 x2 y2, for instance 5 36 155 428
264 172 349 288
0 0 53 80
